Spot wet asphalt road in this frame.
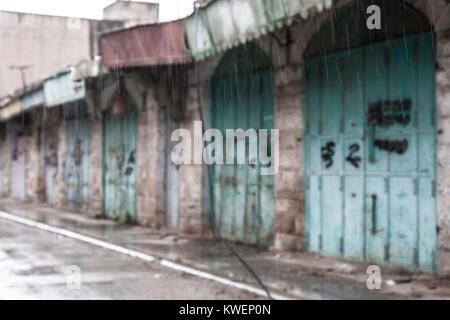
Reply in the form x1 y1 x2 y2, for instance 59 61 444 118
0 218 261 299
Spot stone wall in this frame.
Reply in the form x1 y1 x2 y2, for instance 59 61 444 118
0 11 94 97
25 109 43 201
436 29 450 263
0 123 11 197
89 114 103 215
103 1 159 27
178 67 208 237
136 85 163 227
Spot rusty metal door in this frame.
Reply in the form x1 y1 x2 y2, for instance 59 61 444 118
305 33 437 272
43 124 59 205
65 109 91 211
103 110 137 222
11 135 26 199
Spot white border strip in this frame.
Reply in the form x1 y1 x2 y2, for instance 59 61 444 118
0 211 290 300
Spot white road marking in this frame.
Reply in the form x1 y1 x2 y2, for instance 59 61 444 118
160 259 290 300
0 211 155 262
0 211 290 300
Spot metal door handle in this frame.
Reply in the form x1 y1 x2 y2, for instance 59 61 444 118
371 194 377 234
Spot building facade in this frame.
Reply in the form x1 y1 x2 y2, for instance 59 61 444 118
0 0 449 275
182 0 450 273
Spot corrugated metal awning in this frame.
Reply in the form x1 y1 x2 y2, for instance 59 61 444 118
0 99 22 121
185 0 333 60
44 72 86 108
21 88 45 111
101 19 192 68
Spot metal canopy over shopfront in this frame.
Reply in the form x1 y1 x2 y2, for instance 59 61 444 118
43 72 86 108
0 99 22 122
101 20 192 68
185 0 333 60
21 88 45 111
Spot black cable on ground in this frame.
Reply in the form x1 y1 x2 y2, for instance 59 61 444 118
193 4 273 300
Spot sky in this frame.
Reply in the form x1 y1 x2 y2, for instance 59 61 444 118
0 0 196 22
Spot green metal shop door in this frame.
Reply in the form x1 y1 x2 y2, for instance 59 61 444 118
65 102 92 211
305 33 437 271
211 43 275 245
103 110 137 222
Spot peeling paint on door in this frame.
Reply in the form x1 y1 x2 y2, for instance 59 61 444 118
103 109 137 223
65 103 91 211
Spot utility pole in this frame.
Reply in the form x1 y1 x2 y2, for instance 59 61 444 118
9 65 33 126
9 65 34 91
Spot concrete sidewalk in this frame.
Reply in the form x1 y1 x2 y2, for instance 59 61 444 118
0 197 449 300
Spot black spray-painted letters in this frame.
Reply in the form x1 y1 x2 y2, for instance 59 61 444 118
321 142 336 169
374 139 408 155
346 143 362 168
368 99 412 127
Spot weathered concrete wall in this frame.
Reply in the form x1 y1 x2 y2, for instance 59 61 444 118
436 29 450 273
89 114 103 215
0 11 95 97
103 1 159 27
178 68 207 237
0 6 154 98
25 109 43 201
136 84 163 227
272 50 305 251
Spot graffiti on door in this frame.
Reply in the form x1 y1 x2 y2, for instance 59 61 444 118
307 33 437 272
124 150 135 176
103 110 137 222
346 143 362 169
374 139 409 154
321 141 335 169
367 99 412 127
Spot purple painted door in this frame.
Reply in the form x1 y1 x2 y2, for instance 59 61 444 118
11 136 26 199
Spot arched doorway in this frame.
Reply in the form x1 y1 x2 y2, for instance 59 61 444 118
210 42 275 245
304 0 437 271
103 90 138 223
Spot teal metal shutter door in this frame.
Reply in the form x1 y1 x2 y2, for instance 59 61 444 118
103 110 138 222
211 68 275 245
305 33 437 272
65 117 92 210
